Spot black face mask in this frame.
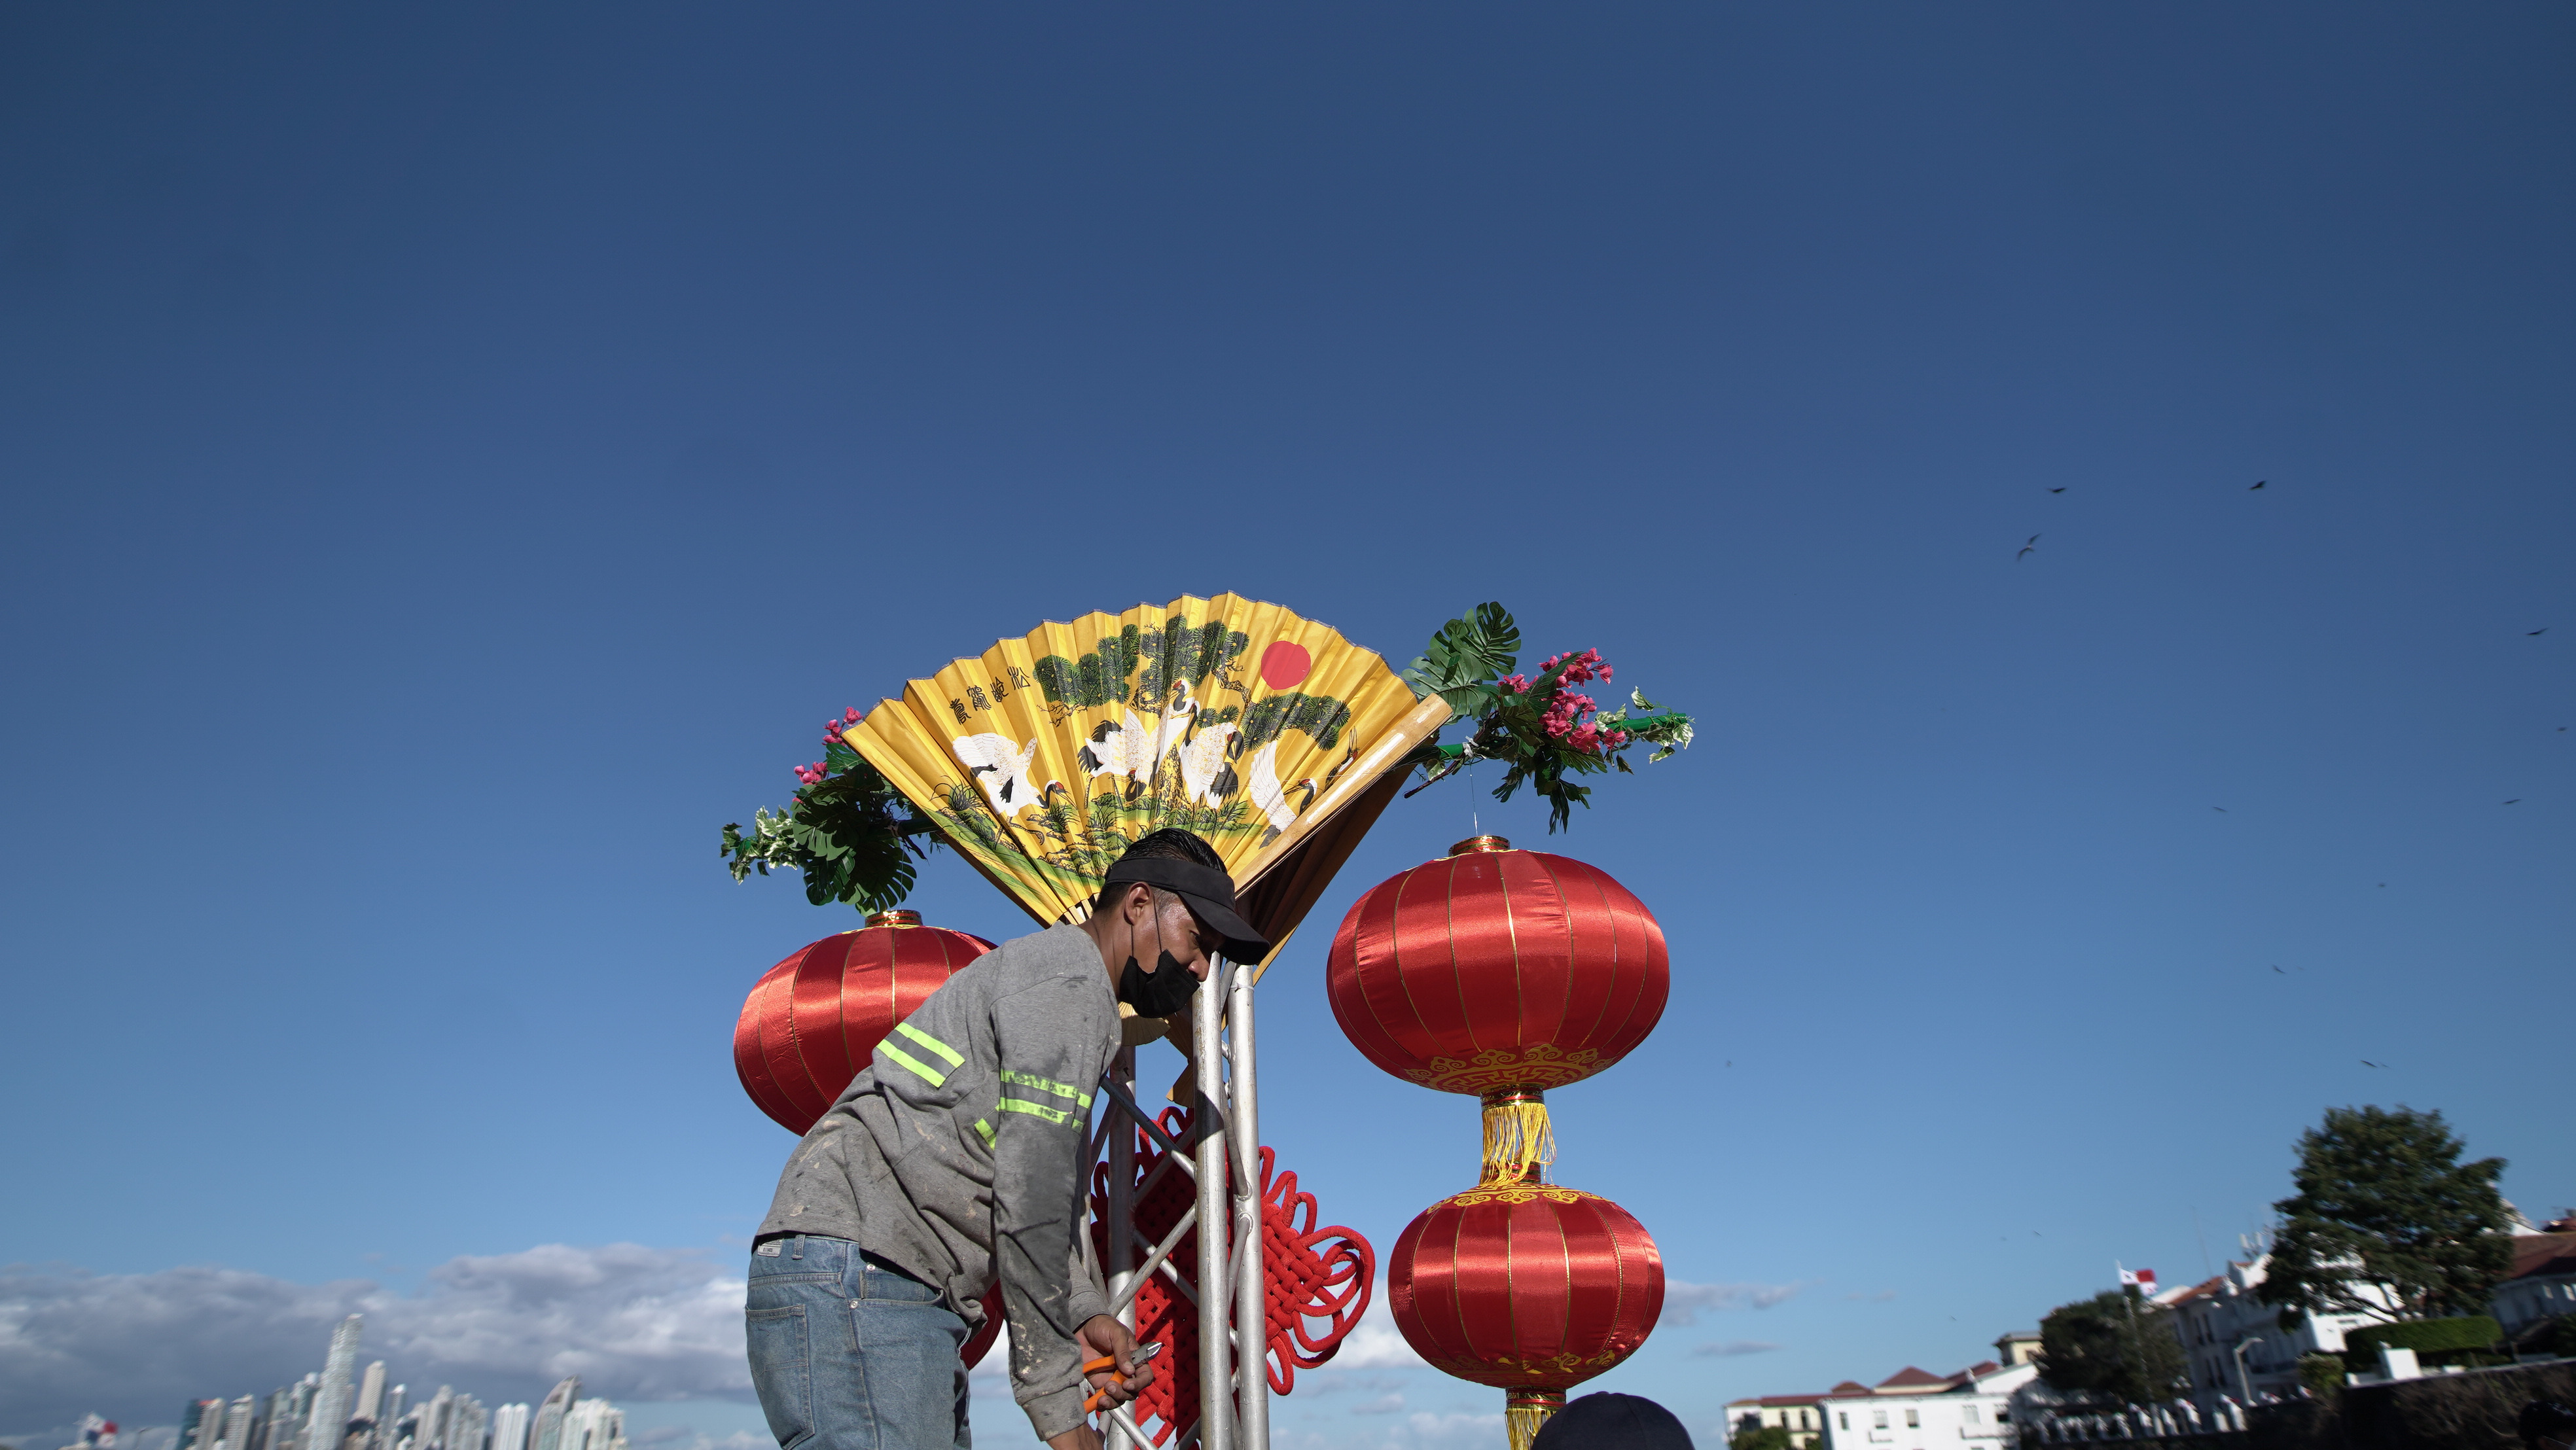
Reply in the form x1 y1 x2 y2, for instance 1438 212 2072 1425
1117 951 1200 1017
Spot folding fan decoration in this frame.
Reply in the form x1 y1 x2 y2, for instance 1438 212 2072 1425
838 593 1443 938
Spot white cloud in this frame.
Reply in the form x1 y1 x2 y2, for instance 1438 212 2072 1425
1660 1279 1808 1324
1352 1394 1406 1415
0 1245 749 1430
1695 1340 1782 1357
1317 1294 1426 1370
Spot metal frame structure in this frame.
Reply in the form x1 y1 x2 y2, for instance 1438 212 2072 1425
1092 955 1268 1450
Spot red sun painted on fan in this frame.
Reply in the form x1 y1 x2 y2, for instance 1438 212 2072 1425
1260 641 1312 690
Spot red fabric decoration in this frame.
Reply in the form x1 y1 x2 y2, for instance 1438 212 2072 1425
1325 840 1668 1095
1088 1106 1374 1443
1387 1182 1664 1390
733 911 993 1135
732 910 1002 1366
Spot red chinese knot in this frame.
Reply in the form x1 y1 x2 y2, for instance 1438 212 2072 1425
1088 1106 1374 1445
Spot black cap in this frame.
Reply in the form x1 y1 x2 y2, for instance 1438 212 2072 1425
1531 1393 1696 1450
1098 857 1271 963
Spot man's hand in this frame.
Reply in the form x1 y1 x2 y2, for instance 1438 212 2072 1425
1043 1318 1147 1450
1074 1314 1151 1407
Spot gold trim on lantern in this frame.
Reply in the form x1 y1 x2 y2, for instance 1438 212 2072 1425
1480 1086 1554 1184
1448 834 1514 857
867 909 923 928
1505 1389 1566 1450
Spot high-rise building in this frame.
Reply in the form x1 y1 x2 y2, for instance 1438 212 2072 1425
302 1318 364 1450
353 1364 387 1428
488 1404 529 1450
378 1387 407 1450
524 1380 578 1450
219 1398 257 1450
553 1402 620 1450
279 1373 322 1450
416 1388 454 1450
453 1400 488 1450
255 1387 296 1450
181 1402 225 1450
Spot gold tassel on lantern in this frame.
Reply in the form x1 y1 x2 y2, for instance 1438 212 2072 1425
1480 1086 1554 1184
1505 1389 1565 1450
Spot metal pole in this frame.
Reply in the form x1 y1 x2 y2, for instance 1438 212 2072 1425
1193 961 1234 1450
1227 961 1269 1450
1103 1044 1137 1450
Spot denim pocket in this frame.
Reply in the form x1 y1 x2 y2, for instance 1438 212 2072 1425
744 1304 814 1450
861 1262 942 1305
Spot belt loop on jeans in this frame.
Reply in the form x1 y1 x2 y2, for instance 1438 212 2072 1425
789 1237 802 1260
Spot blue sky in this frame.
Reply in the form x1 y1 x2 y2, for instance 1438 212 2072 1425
2 6 2569 1449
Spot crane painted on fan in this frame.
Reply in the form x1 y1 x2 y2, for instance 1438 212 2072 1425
951 732 1062 820
1175 719 1242 808
1076 709 1164 803
1244 739 1319 846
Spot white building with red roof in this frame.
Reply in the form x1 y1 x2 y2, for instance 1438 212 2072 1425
1812 1362 2037 1450
1722 1393 1830 1450
2164 1254 2399 1407
2494 1221 2576 1343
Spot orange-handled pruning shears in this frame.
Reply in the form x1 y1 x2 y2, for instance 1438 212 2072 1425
1082 1340 1164 1415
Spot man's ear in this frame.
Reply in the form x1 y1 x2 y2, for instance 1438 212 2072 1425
1118 881 1156 923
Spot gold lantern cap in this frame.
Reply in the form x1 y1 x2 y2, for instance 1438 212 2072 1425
867 909 923 927
1447 834 1513 857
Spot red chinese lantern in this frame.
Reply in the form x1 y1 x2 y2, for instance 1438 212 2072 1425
733 910 1005 1368
1388 1180 1664 1447
1325 836 1668 1179
734 910 994 1135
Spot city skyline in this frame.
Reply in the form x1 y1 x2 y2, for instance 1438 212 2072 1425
34 1318 622 1450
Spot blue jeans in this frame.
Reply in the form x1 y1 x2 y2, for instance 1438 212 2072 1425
746 1235 972 1450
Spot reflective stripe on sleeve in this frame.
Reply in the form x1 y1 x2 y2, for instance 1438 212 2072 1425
996 1097 1079 1127
883 1044 947 1088
894 1021 965 1068
997 1069 1094 1108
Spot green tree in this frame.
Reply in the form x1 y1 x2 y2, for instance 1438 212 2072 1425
2295 1353 2346 1398
2038 1286 2189 1406
1729 1426 1799 1450
2257 1105 2511 1326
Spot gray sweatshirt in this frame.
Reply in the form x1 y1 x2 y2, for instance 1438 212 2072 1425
757 924 1120 1438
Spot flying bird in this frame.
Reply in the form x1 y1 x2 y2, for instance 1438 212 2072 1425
2273 966 2285 974
2530 629 2549 636
2503 799 2521 805
2361 1059 2388 1069
2017 533 2040 561
2249 480 2266 490
2048 487 2067 493
2213 806 2228 813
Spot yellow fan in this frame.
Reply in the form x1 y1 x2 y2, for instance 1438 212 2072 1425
841 593 1450 944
